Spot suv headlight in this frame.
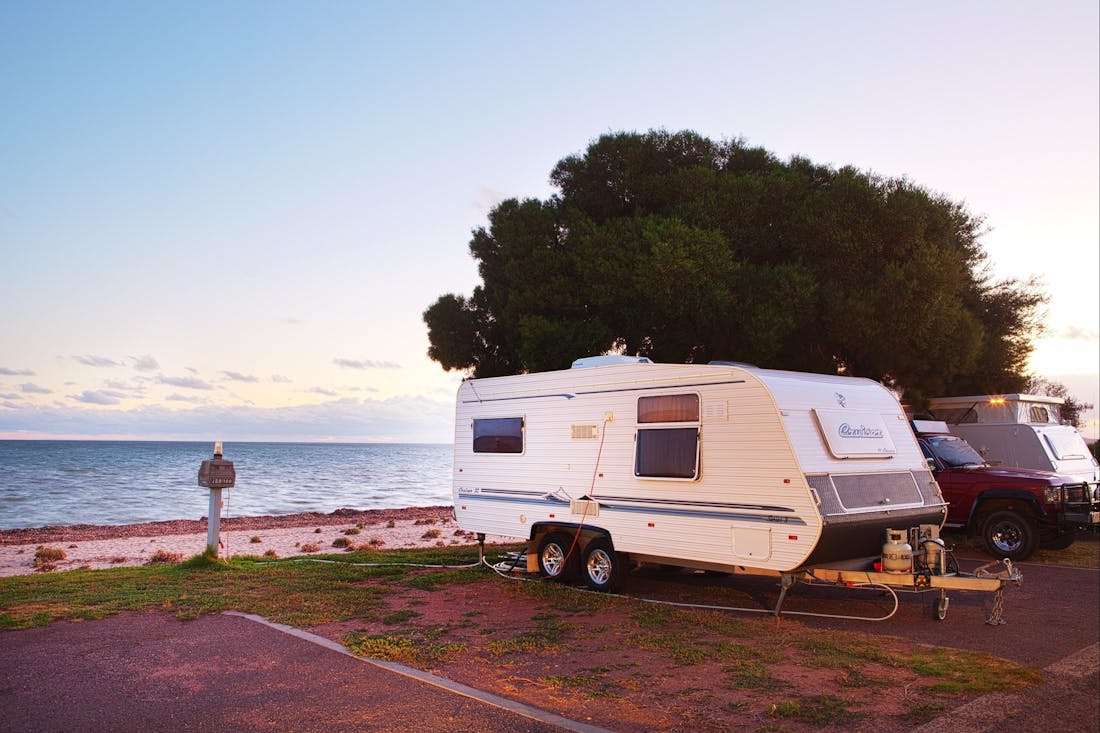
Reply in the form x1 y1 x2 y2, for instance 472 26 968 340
1043 485 1063 504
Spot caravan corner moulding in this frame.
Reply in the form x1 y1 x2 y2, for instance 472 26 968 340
452 360 946 590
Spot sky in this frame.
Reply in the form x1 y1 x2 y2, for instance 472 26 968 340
1 1 1097 443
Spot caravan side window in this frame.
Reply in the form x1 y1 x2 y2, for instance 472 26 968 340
1029 406 1051 423
473 417 524 454
635 394 700 479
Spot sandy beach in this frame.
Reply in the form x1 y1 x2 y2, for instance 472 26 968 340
0 506 506 577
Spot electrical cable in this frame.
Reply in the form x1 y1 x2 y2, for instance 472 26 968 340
560 414 611 567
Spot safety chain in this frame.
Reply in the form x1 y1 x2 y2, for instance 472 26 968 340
986 588 1006 626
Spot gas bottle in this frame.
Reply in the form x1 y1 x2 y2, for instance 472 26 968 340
881 529 913 574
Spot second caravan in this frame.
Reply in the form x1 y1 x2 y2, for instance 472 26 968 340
452 357 947 591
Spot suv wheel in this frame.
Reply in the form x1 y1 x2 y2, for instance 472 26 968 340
979 510 1037 561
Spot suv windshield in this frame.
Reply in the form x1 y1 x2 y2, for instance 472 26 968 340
927 435 986 468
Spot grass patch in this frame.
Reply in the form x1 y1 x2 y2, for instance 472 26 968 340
343 631 466 666
907 647 1043 693
796 631 898 669
404 567 483 591
768 695 865 725
903 698 949 724
626 630 711 666
540 673 620 698
485 619 571 657
723 660 789 691
382 609 422 625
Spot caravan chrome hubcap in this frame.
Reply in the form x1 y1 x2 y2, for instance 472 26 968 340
542 544 565 576
586 549 613 585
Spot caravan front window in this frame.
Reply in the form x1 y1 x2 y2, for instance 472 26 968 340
472 417 524 454
635 394 700 479
638 394 699 423
635 428 699 478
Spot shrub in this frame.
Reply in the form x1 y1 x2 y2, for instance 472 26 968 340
146 549 183 565
33 547 66 568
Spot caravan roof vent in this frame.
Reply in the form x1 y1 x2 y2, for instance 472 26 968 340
571 355 654 369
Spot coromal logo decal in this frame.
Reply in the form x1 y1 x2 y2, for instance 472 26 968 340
838 423 885 439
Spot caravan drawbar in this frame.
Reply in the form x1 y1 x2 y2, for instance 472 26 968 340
453 358 950 590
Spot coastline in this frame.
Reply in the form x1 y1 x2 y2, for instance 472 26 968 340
0 505 504 578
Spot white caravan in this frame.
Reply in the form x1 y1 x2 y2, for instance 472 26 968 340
927 394 1099 488
452 357 947 591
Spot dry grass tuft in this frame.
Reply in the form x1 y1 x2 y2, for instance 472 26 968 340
34 547 67 569
146 549 183 565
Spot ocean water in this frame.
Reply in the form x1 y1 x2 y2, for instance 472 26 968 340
0 441 453 530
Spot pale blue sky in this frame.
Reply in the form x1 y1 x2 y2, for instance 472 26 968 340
1 1 1097 442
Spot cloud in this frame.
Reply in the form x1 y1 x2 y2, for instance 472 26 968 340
19 383 53 395
165 393 206 403
0 394 454 443
156 375 215 390
271 374 292 383
101 380 147 400
222 371 259 383
1 392 20 400
473 186 507 215
130 355 160 371
70 390 122 405
309 387 340 397
334 358 401 370
73 354 123 368
282 317 302 325
1063 326 1099 342
0 367 34 376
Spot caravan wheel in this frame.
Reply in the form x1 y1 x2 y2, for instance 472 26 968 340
537 533 577 581
582 538 623 592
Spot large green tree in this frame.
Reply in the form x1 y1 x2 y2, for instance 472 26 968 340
424 130 1045 399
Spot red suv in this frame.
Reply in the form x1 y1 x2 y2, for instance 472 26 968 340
912 420 1100 560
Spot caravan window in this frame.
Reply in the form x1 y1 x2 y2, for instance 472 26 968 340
638 394 699 423
472 417 524 454
635 394 700 479
933 406 978 424
1028 406 1052 424
635 428 699 479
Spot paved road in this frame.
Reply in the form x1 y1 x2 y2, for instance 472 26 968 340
0 611 608 733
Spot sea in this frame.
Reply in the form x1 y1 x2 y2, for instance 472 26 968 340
0 441 453 530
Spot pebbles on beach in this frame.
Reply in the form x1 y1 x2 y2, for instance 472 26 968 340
0 506 501 577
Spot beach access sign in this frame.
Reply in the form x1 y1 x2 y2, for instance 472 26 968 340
813 409 897 458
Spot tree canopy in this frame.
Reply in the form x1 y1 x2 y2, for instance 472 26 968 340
424 130 1046 401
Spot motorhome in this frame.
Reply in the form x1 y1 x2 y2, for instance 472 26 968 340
926 394 1099 488
452 357 947 591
